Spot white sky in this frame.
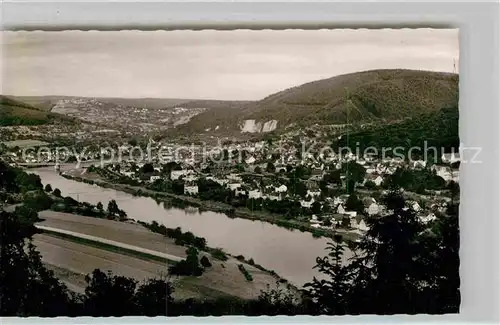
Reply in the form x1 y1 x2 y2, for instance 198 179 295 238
1 29 459 100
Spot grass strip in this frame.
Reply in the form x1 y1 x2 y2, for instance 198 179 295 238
40 229 174 265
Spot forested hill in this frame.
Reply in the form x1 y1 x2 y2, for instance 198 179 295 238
0 95 76 126
331 105 459 158
173 69 458 135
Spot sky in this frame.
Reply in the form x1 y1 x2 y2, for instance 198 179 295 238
1 29 459 100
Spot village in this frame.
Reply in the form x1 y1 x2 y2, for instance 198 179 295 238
2 133 460 238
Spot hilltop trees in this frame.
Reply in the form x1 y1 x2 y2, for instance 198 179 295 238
303 192 460 314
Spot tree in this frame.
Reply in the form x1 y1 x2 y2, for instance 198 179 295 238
200 256 212 268
304 235 350 314
96 201 103 212
171 180 185 196
266 162 275 173
364 180 377 190
254 166 262 174
44 184 53 192
342 161 366 189
323 170 342 185
448 181 460 203
169 247 204 276
0 211 75 316
84 269 137 316
14 205 39 224
53 188 62 197
135 278 174 316
345 194 364 214
311 201 322 215
107 199 119 216
323 218 332 227
140 163 155 174
128 138 138 147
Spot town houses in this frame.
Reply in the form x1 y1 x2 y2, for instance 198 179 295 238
70 136 460 237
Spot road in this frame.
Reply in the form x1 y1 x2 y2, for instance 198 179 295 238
33 233 169 293
36 210 187 258
36 224 183 263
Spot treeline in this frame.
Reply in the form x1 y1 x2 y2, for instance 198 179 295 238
383 167 447 193
137 221 208 251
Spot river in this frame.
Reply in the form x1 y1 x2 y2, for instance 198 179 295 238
31 167 353 286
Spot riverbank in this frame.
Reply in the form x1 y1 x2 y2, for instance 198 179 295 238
60 170 360 242
33 210 298 300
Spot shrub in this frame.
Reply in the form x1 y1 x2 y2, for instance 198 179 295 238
237 264 253 282
210 248 228 261
200 256 212 268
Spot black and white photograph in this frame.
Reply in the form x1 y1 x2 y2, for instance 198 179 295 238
1 28 461 316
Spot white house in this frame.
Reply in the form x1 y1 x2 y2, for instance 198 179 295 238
245 156 256 165
300 198 315 208
227 173 242 182
228 183 242 191
333 197 343 206
412 160 427 169
123 171 135 178
356 219 369 232
337 204 357 217
419 213 437 224
170 170 186 180
367 203 380 216
344 211 357 218
149 175 161 182
235 188 247 196
310 215 320 223
184 185 199 195
365 168 377 175
248 189 263 199
275 185 288 193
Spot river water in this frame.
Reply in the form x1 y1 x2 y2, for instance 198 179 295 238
31 167 352 286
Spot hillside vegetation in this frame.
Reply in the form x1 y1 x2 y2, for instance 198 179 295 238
0 95 75 126
171 100 252 134
331 104 459 158
175 69 458 135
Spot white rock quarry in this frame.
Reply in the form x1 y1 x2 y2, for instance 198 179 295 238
262 120 278 132
240 119 278 133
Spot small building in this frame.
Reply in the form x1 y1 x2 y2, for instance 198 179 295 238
184 185 199 195
366 203 380 216
364 174 384 186
248 189 263 199
149 175 161 182
227 183 242 191
275 185 288 193
170 170 186 180
419 213 437 224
